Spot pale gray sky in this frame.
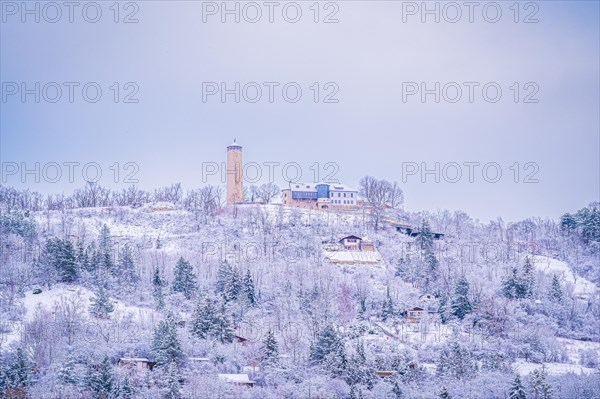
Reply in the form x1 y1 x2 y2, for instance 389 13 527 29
1 1 598 222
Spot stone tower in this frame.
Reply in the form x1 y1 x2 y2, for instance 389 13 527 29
226 139 243 205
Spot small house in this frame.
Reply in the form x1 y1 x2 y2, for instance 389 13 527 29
218 374 256 387
375 370 397 378
405 307 425 323
118 357 156 371
339 235 363 251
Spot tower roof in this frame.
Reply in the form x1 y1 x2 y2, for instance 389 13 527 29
228 138 241 148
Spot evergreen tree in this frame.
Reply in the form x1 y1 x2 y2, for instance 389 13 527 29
310 325 347 378
439 387 452 399
87 355 114 399
381 287 395 322
98 224 114 273
190 296 218 339
549 275 563 303
89 286 115 319
261 330 279 366
436 341 474 379
392 381 403 398
451 276 472 320
509 374 528 399
530 368 552 399
118 244 139 286
213 301 235 343
39 237 78 283
172 257 197 299
416 220 438 274
118 375 135 399
164 362 182 399
242 268 256 306
223 267 241 302
521 257 535 299
152 266 166 310
215 261 233 293
4 348 31 391
152 314 184 366
502 267 520 300
58 348 79 385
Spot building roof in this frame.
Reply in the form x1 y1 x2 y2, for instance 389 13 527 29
328 183 358 192
227 138 242 148
286 182 318 192
119 357 151 362
340 235 362 241
218 374 255 384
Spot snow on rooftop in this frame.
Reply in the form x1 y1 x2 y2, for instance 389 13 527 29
218 374 254 383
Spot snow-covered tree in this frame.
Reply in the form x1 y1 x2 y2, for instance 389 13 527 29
310 325 347 378
439 386 452 399
261 330 279 366
153 266 166 309
152 314 184 366
381 287 395 322
549 275 563 303
118 244 139 286
172 257 197 299
242 268 256 306
4 348 32 392
451 276 472 320
57 348 79 385
509 374 528 399
89 286 114 319
530 368 553 399
164 362 182 399
86 355 114 399
117 375 135 399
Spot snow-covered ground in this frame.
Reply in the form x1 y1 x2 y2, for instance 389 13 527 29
512 359 597 376
529 255 598 299
1 284 160 349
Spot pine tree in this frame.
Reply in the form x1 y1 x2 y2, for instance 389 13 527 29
214 301 235 343
89 286 115 319
153 266 165 310
215 261 233 293
242 268 256 306
451 276 472 320
190 296 218 339
98 224 114 273
223 267 241 302
439 386 452 399
310 325 347 377
39 238 78 283
87 355 114 399
5 348 31 390
118 244 139 286
502 267 520 300
118 375 135 399
509 374 528 399
152 314 184 366
381 287 395 322
392 381 403 398
164 362 182 399
531 368 552 399
521 257 535 299
262 330 279 366
172 257 197 299
416 220 438 274
58 348 79 385
549 275 563 303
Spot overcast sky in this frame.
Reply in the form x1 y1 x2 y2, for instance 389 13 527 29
1 1 598 222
